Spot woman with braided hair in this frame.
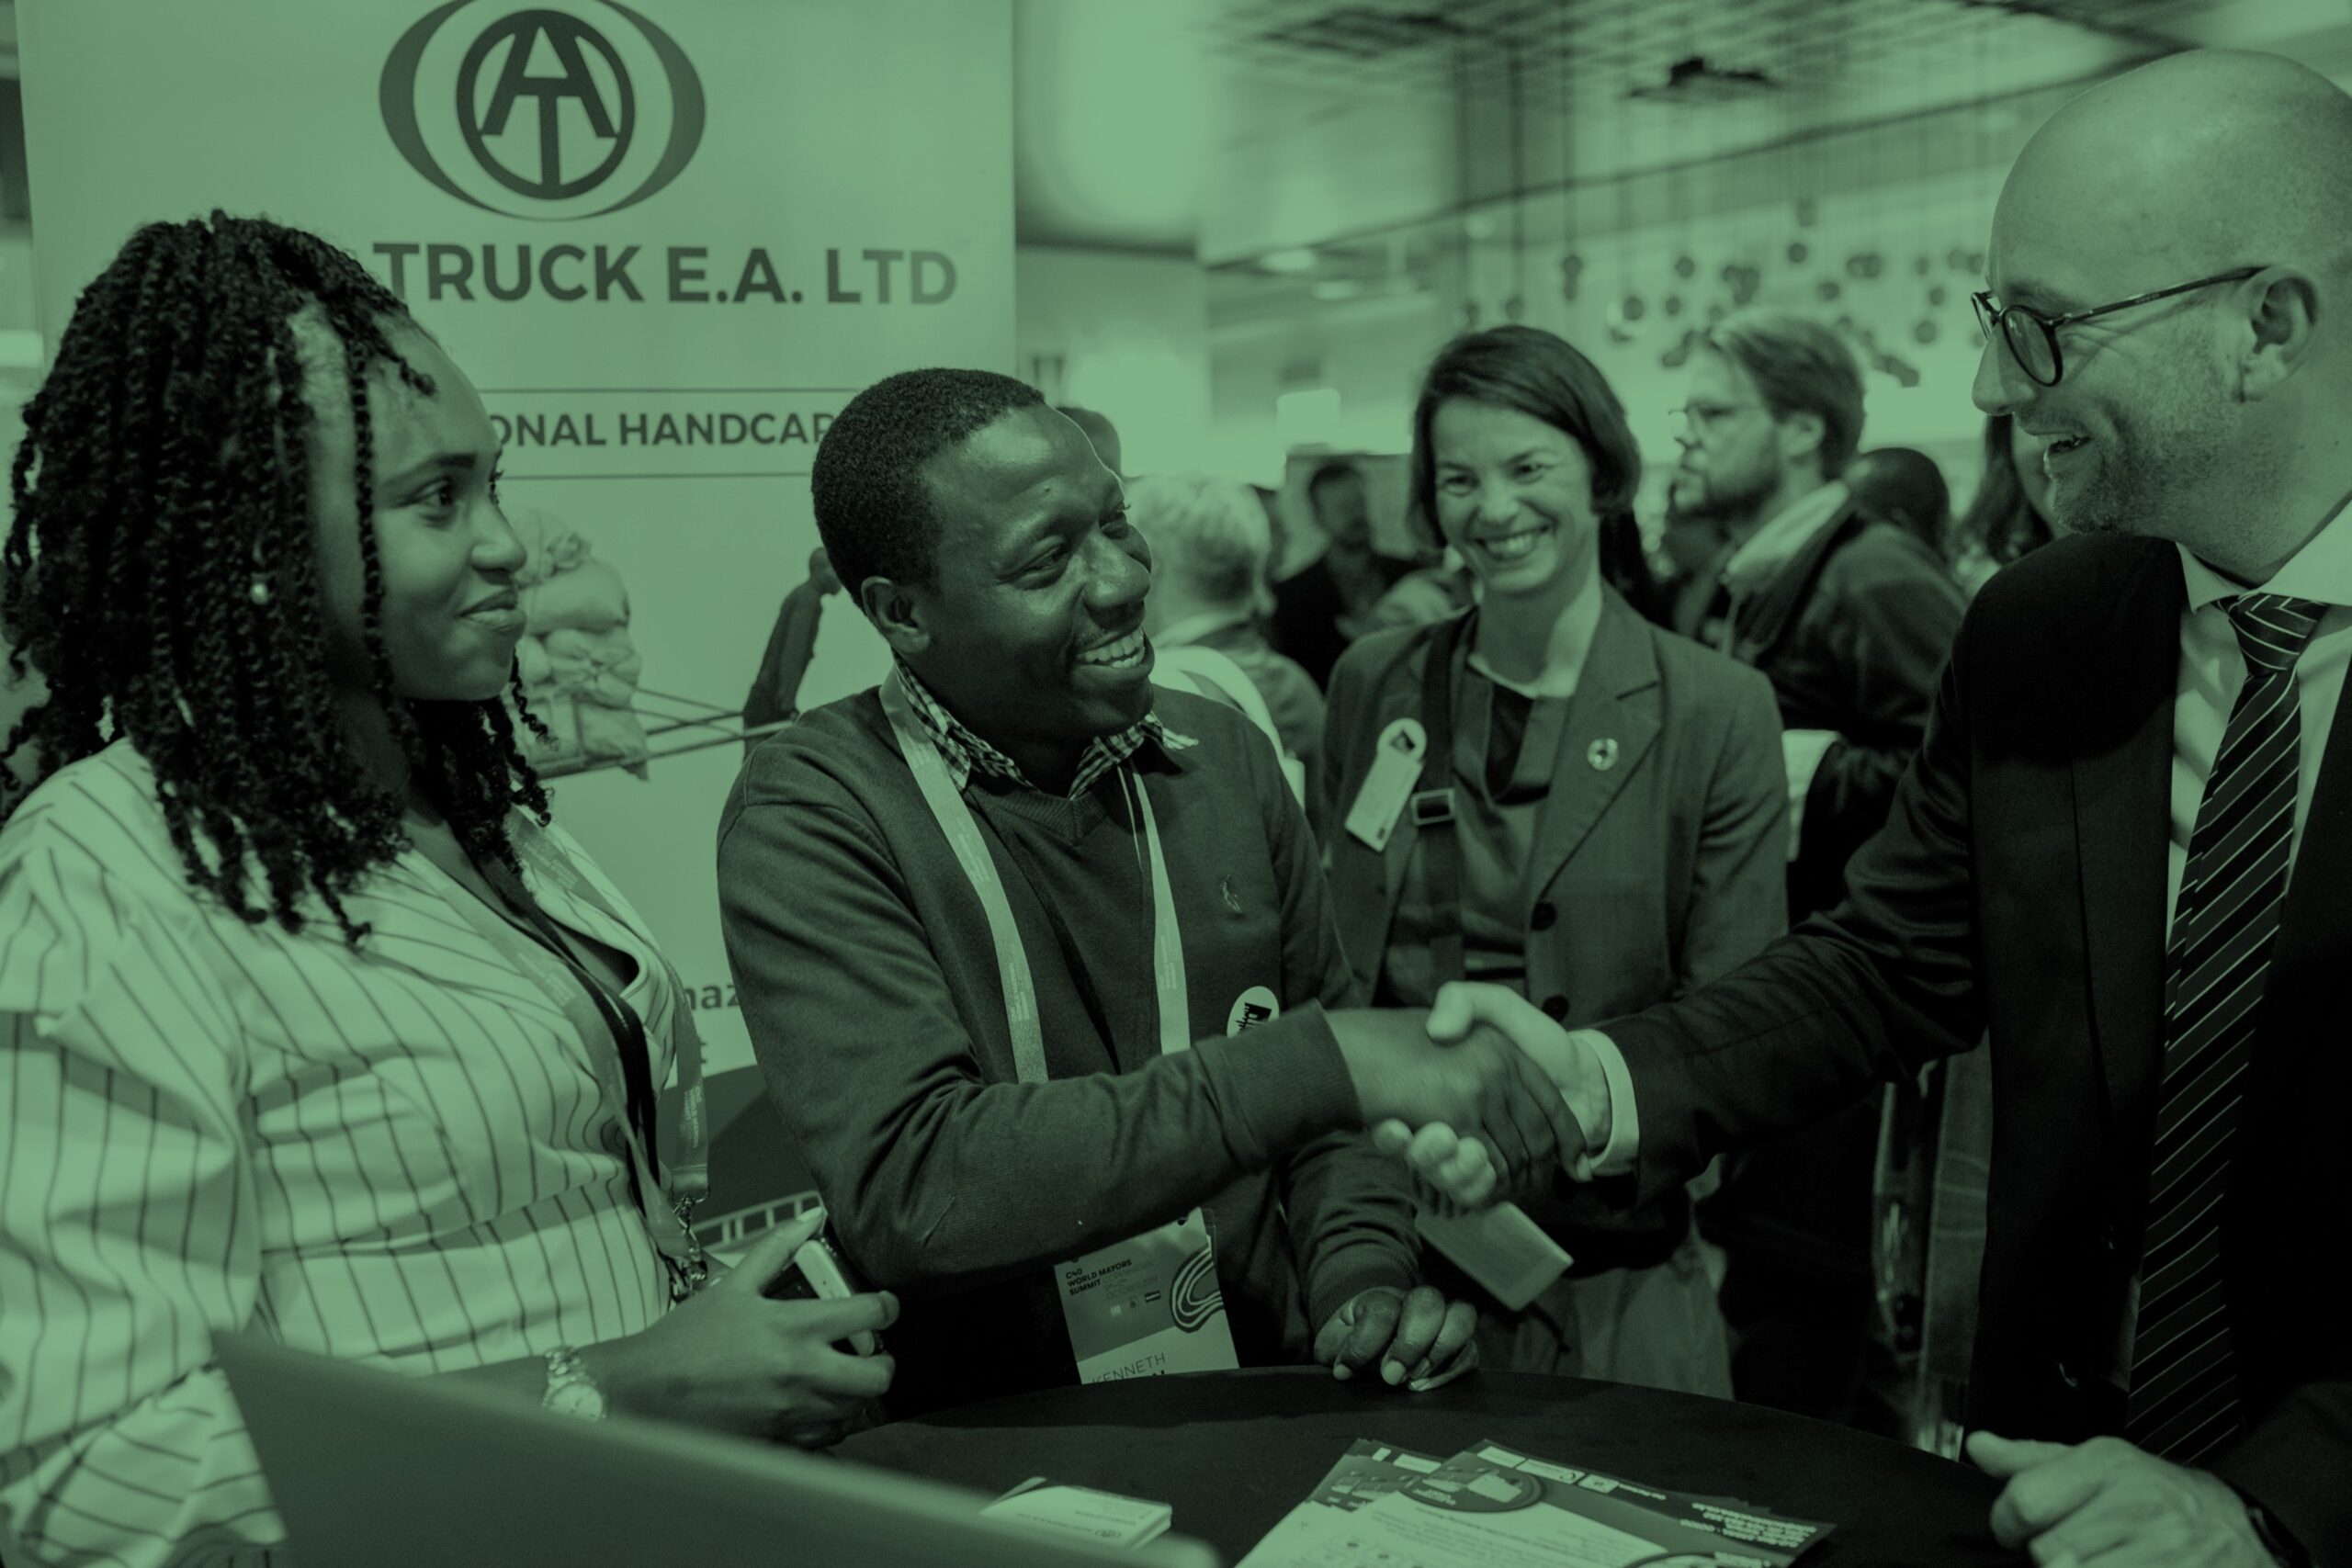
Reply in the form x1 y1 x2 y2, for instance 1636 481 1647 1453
0 214 893 1568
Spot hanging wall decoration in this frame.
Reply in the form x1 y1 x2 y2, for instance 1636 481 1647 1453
1453 30 1481 330
1605 292 1647 345
1605 0 1640 345
1555 0 1579 307
1502 38 1529 323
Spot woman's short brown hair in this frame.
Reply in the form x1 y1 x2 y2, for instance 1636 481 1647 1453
1408 325 1643 539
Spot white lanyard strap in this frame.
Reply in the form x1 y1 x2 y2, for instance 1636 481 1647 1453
884 673 1049 1082
882 671 1191 1078
1129 774 1192 1057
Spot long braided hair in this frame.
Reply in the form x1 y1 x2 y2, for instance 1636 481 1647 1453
2 212 550 944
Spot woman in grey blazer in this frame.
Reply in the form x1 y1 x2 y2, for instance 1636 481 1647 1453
1317 325 1789 1394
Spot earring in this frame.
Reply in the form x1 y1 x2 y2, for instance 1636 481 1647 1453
248 575 271 605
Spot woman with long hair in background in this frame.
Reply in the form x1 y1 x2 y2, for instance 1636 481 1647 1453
1948 412 2059 593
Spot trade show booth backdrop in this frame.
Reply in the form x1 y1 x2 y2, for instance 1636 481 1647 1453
20 0 1016 1236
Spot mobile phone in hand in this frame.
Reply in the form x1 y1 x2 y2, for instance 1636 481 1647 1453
762 1232 883 1357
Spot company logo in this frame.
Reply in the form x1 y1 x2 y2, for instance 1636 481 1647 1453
381 1 705 220
1170 1244 1226 1334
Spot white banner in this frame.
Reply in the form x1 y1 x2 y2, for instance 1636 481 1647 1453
20 0 1014 1142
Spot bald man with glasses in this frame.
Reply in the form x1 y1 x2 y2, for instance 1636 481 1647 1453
1973 266 2270 391
1400 49 2352 1568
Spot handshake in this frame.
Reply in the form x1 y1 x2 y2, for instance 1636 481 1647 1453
1327 982 1613 1207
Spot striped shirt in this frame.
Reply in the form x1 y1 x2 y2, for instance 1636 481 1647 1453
892 658 1196 796
0 742 682 1568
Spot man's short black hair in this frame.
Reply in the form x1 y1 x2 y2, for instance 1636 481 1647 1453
811 367 1044 593
1846 446 1951 552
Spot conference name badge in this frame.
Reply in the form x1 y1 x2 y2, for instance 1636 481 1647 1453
1345 718 1429 852
1054 1210 1239 1384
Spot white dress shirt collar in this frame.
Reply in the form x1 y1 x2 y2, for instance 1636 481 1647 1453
2176 493 2352 613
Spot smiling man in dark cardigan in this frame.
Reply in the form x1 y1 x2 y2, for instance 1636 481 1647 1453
718 368 1577 1416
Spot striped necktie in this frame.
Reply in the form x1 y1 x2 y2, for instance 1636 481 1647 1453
2125 592 2325 1462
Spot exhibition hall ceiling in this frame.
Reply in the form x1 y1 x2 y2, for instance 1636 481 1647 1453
1202 0 2224 95
1012 0 2352 263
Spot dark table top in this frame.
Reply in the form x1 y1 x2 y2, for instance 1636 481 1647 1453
839 1367 2014 1565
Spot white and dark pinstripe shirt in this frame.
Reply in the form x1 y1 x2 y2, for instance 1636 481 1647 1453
0 742 683 1568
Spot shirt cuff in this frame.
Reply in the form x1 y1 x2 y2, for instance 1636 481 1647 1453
1563 1031 1639 1180
1781 728 1841 863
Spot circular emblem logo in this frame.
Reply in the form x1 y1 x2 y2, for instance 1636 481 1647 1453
1226 986 1280 1037
381 1 705 221
1169 1243 1226 1335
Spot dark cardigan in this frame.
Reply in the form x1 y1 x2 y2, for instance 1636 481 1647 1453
718 685 1418 1414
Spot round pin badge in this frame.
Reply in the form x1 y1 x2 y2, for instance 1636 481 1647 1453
1227 985 1281 1036
1588 738 1620 772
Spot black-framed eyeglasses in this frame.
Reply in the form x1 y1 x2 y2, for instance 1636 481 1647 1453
1667 400 1762 440
1971 266 2267 387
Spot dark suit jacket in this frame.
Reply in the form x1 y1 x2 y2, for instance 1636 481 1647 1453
1611 535 2350 1558
1319 593 1789 1267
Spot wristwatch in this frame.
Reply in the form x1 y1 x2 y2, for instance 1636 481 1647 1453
541 1346 606 1421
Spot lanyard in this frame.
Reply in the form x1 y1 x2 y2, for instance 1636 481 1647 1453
886 675 1238 1385
1412 612 1473 987
881 671 1191 1075
413 820 709 1289
475 854 662 1170
1136 770 1188 1056
502 819 707 1202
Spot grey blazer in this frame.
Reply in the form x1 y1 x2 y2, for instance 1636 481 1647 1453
1318 591 1791 1033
